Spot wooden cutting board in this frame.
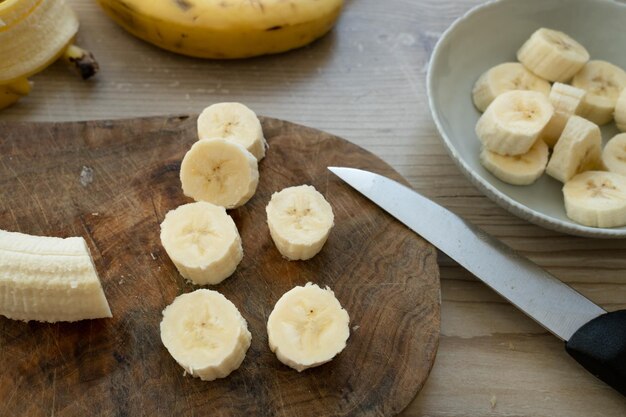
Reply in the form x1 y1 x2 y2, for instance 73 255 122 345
0 116 440 417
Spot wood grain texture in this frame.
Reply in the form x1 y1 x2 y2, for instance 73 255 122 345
1 0 626 415
0 116 440 417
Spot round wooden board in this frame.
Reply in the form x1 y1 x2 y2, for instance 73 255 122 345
0 116 440 417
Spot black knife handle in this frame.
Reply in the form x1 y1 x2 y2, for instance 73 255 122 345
565 310 626 396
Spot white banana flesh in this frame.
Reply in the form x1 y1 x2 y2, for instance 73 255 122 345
267 283 349 372
0 229 111 322
180 138 259 209
572 60 626 126
542 83 586 147
517 28 589 83
563 171 626 228
160 202 242 286
266 185 334 261
197 103 266 161
613 85 626 132
0 0 79 83
480 140 548 186
160 289 251 381
472 62 551 112
475 90 553 156
602 134 626 176
546 116 603 183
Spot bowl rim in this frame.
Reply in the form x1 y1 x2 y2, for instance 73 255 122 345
426 0 626 239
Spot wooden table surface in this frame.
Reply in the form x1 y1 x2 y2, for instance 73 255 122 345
1 0 625 416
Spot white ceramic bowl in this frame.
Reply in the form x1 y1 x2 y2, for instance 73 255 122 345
427 0 626 238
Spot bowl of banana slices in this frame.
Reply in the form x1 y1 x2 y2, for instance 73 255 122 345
427 0 626 238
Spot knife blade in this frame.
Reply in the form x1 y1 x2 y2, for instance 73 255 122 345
329 166 626 396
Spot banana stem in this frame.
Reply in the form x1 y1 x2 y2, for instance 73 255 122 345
63 44 99 80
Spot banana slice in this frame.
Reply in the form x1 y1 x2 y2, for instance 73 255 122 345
480 140 548 186
0 229 112 322
542 83 586 147
563 171 626 228
614 87 626 132
546 116 603 183
197 103 266 161
472 62 551 113
602 134 626 176
572 60 626 125
267 283 349 372
160 202 243 285
475 90 553 156
266 185 334 261
517 28 589 83
180 138 259 209
160 289 251 381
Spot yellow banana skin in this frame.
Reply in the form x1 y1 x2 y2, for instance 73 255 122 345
96 0 344 59
0 78 32 110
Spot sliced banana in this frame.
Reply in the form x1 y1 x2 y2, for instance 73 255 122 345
517 28 589 83
472 62 551 113
180 138 259 209
267 283 349 372
160 289 251 381
475 90 553 156
542 83 586 147
266 185 334 261
546 116 603 183
480 140 548 186
602 134 626 176
160 202 243 285
197 103 266 161
614 88 626 132
0 229 111 322
563 171 626 228
572 60 626 125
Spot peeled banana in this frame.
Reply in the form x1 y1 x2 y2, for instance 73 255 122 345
480 140 548 186
266 185 334 260
0 0 98 110
573 60 626 125
267 283 349 372
0 229 111 322
616 89 626 132
472 62 551 113
517 28 589 83
602 134 626 176
160 202 243 285
475 90 553 156
542 83 586 147
160 289 251 381
96 0 345 59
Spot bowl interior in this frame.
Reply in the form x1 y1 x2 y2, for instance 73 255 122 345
428 0 626 237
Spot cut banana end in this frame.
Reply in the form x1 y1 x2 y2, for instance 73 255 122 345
563 171 626 228
573 60 626 126
480 140 548 186
160 289 251 381
602 134 626 176
472 62 551 112
542 83 586 147
160 202 243 286
475 90 553 156
267 283 349 372
517 28 589 83
180 138 259 209
613 87 626 132
266 185 334 261
546 116 603 183
0 229 112 322
197 103 266 161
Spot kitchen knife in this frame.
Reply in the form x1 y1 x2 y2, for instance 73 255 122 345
329 167 626 396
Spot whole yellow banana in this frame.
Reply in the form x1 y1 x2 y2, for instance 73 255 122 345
96 0 344 59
